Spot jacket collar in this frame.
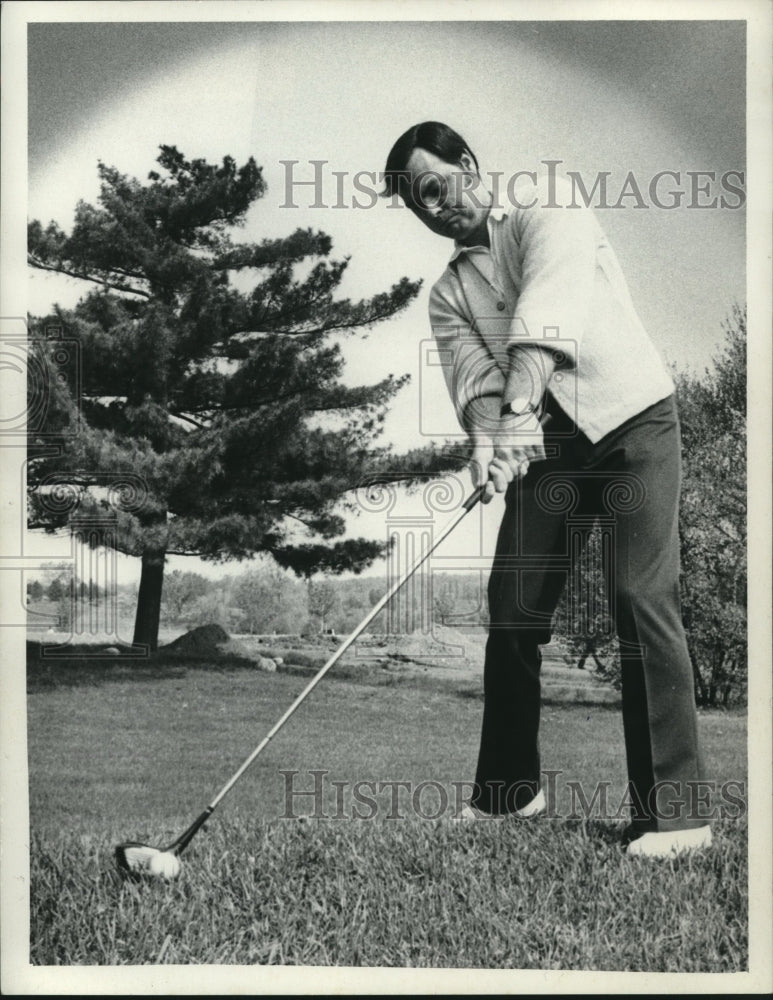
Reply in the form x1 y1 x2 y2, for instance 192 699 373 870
448 203 509 263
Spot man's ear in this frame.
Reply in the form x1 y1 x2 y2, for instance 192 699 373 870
459 150 477 174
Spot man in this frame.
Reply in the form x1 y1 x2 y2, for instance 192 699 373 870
382 122 710 858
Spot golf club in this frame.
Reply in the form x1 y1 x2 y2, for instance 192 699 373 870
115 481 488 877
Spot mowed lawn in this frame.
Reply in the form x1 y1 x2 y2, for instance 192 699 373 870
27 658 748 969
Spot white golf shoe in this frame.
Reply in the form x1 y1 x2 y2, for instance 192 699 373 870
626 824 712 858
457 788 546 821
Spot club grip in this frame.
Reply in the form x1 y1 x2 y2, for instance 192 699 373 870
462 484 486 511
462 411 552 512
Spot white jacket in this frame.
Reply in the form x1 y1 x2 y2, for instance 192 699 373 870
428 176 675 443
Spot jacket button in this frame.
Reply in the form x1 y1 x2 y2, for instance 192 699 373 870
496 301 506 311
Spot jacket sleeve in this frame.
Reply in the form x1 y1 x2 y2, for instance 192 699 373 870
429 279 505 437
505 176 598 364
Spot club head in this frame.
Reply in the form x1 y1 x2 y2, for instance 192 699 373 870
115 841 162 874
114 809 211 877
115 841 181 879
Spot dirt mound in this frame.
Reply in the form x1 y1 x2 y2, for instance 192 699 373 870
365 629 619 702
377 625 486 672
165 623 231 653
163 624 274 669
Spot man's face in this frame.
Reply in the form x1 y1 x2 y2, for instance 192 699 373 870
402 148 491 243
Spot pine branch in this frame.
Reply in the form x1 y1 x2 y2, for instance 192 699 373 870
283 511 318 530
170 411 207 429
268 301 414 339
27 256 152 299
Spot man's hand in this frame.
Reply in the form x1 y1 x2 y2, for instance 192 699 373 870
470 411 546 503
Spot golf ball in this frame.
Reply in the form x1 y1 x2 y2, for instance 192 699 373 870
148 851 181 880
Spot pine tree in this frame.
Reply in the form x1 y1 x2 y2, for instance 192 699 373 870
28 147 464 650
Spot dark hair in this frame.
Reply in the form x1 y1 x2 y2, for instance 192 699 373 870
381 121 479 200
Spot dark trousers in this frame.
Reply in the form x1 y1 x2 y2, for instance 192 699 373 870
473 393 705 831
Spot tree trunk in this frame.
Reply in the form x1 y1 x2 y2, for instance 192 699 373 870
133 548 166 652
692 659 707 707
577 639 595 671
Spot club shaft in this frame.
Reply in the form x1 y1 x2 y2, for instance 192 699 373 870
207 485 485 811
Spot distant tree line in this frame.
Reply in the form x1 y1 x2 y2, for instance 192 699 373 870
26 564 111 630
27 561 491 637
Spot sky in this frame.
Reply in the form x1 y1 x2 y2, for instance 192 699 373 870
28 18 746 386
20 13 749 582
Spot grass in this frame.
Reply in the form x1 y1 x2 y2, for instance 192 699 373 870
27 651 748 969
30 818 747 969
